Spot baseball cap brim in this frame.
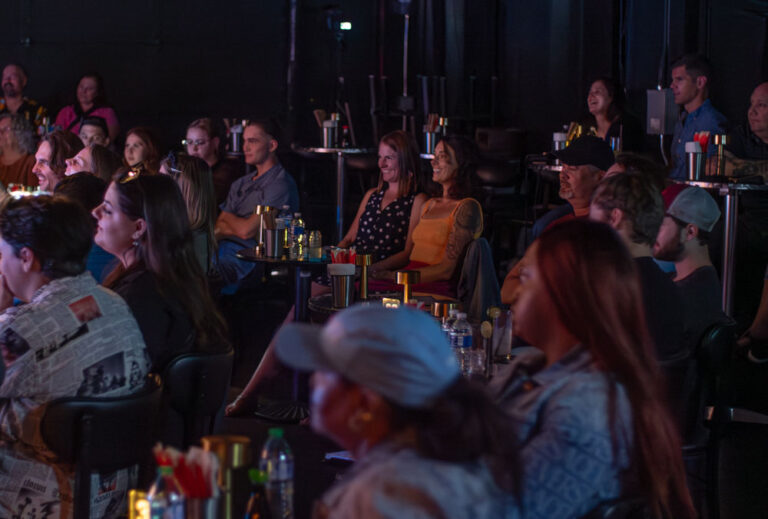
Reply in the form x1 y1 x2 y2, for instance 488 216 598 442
274 323 333 373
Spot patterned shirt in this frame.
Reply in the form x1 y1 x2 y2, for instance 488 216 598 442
353 189 415 261
0 96 48 130
490 346 634 519
314 441 514 519
670 99 727 180
0 272 149 519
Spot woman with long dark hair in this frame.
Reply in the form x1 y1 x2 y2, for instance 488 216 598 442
274 304 517 517
92 169 226 371
583 77 644 152
492 219 695 518
54 73 120 142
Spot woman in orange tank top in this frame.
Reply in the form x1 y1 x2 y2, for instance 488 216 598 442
371 135 483 298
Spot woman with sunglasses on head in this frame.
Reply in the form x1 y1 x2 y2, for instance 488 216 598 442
92 169 227 372
160 152 218 273
491 219 695 518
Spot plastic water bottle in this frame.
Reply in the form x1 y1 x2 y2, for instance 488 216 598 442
450 312 473 375
289 213 305 260
442 309 459 361
258 428 294 519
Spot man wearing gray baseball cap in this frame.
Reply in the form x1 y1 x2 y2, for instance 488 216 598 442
274 304 517 518
654 184 729 350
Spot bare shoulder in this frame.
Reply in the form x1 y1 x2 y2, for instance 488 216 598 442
455 198 483 228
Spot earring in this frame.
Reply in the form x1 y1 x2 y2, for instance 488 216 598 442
347 411 373 433
132 239 140 247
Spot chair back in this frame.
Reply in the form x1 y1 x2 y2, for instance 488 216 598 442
40 375 162 518
457 237 501 322
163 348 234 448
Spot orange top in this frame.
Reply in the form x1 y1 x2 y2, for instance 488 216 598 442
410 198 482 265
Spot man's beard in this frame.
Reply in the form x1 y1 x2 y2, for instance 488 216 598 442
654 235 685 262
559 184 574 200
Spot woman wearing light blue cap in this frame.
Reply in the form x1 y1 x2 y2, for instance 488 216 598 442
274 304 518 518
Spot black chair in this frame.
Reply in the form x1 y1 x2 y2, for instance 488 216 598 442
40 375 162 519
700 323 768 519
162 348 234 448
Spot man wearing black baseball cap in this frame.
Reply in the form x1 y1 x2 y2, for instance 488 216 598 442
531 135 615 238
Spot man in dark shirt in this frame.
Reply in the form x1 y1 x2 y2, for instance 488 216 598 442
589 172 684 362
530 136 615 239
654 185 728 349
724 81 768 173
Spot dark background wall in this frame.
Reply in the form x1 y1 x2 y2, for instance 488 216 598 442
0 0 765 155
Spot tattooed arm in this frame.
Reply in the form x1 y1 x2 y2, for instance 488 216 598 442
410 199 483 284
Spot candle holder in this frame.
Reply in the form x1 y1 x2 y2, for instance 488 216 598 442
396 270 420 304
201 435 251 519
355 254 372 300
713 134 728 176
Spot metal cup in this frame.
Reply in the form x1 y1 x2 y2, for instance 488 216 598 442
328 263 355 309
424 129 438 154
322 119 339 148
687 151 704 180
265 229 282 258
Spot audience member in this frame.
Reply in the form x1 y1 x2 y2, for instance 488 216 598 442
78 115 111 148
604 151 668 190
94 170 227 372
64 143 123 183
226 129 428 416
216 118 299 285
0 195 148 519
370 135 483 298
0 113 37 187
274 305 517 517
185 118 243 206
32 130 84 191
0 63 47 130
589 172 685 362
123 126 161 174
583 77 644 152
724 81 768 173
669 54 727 179
654 185 729 349
491 219 695 519
54 173 115 283
531 135 614 238
55 73 120 142
160 152 217 272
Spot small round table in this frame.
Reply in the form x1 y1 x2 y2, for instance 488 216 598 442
677 180 768 316
293 146 376 243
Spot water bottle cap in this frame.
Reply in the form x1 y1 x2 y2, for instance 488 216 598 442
282 205 290 209
268 427 284 438
294 212 302 217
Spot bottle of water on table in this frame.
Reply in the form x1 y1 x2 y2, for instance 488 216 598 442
258 427 294 519
450 312 473 375
289 213 305 260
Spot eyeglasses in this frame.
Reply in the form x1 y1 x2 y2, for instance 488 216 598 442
183 138 209 147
